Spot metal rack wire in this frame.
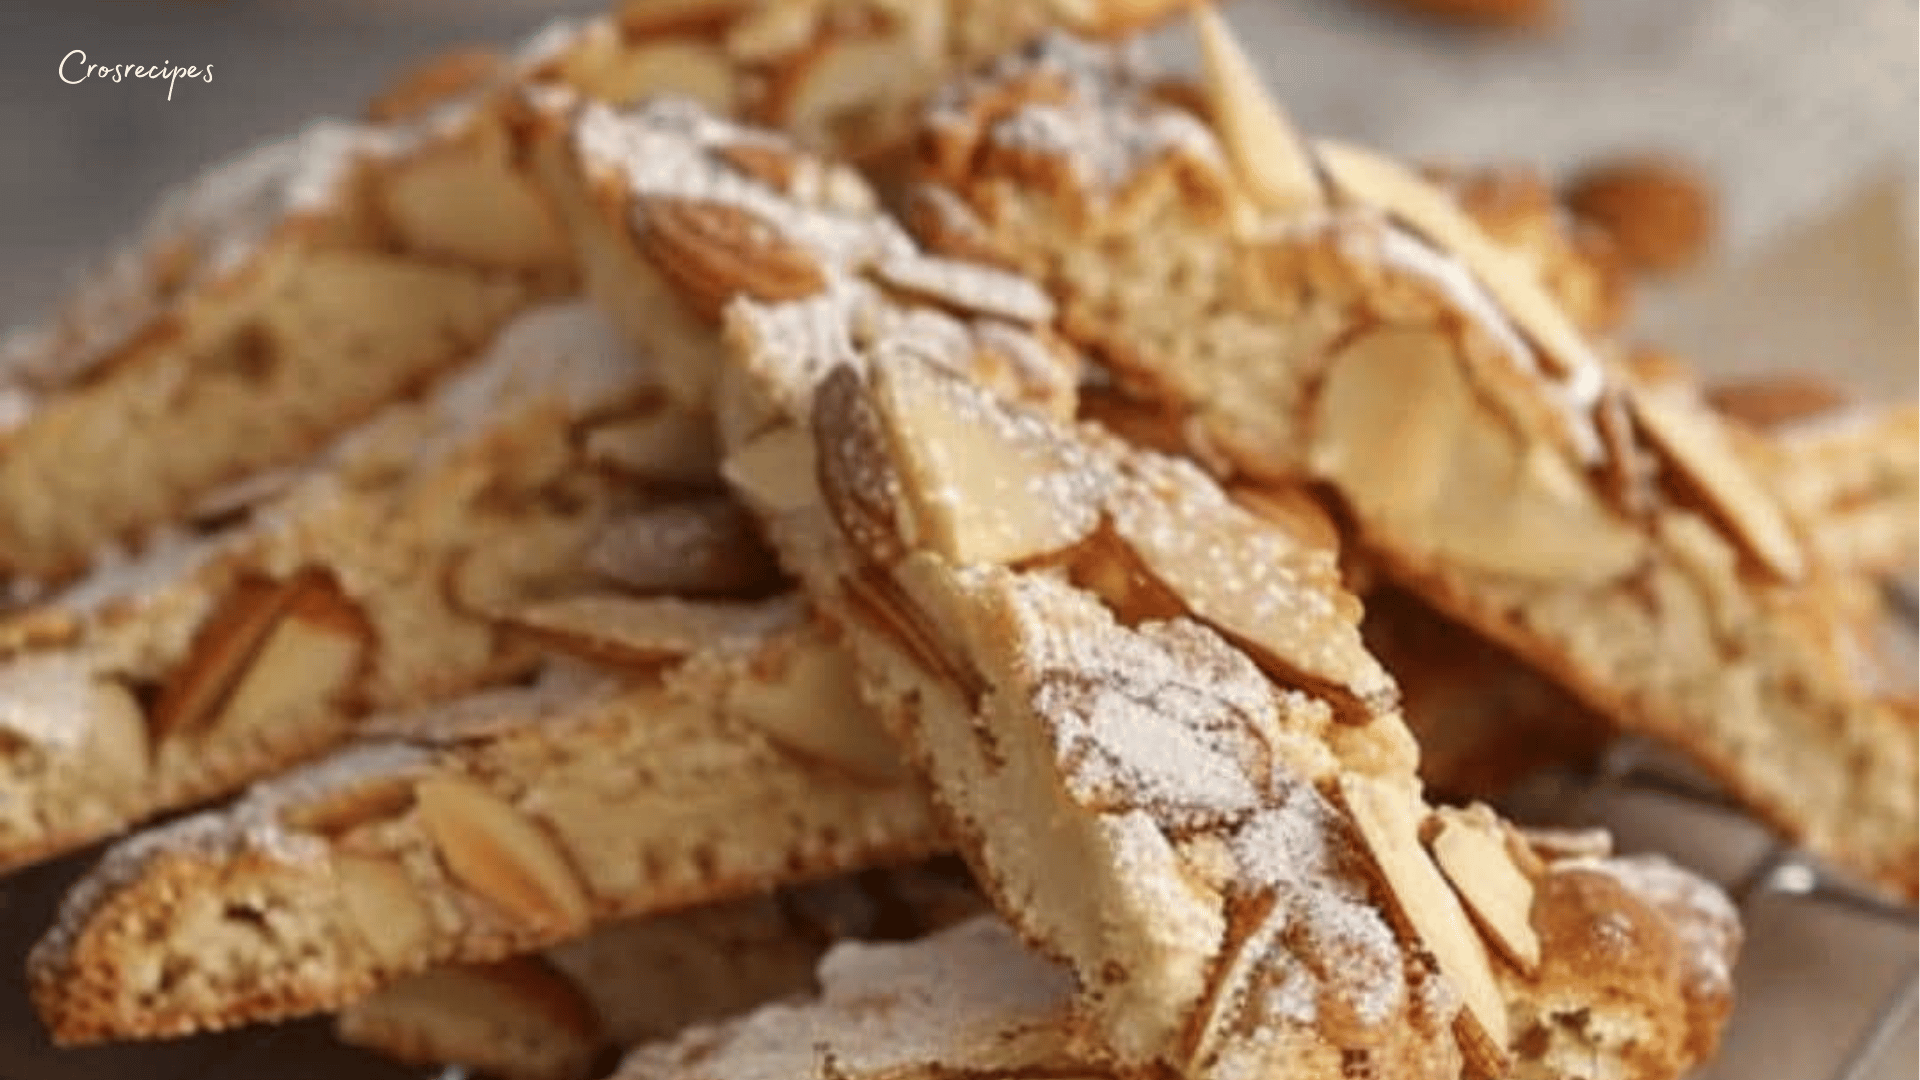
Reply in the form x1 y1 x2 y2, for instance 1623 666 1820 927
1585 740 1917 1080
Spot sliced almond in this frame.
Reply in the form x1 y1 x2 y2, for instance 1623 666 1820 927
416 772 593 935
724 425 821 518
148 574 304 742
0 607 81 656
765 31 919 147
811 366 911 565
379 121 573 273
1310 325 1644 584
584 501 782 597
1106 458 1393 720
1631 383 1804 581
283 775 420 838
504 594 786 669
1513 825 1613 865
1228 483 1341 554
1191 4 1323 212
580 401 721 485
634 196 828 322
726 628 905 785
723 0 822 61
1317 139 1601 396
616 0 751 38
82 679 150 789
336 853 435 971
1705 372 1849 431
1430 806 1541 975
337 956 601 1080
1337 774 1510 1075
587 39 739 113
206 573 372 741
865 355 1102 566
869 252 1055 326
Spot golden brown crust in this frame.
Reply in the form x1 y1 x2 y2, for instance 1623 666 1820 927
549 95 1742 1074
907 23 1916 899
0 0 1197 606
29 595 943 1044
0 303 758 876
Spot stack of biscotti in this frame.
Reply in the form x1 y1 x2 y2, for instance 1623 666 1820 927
4 3 1916 1080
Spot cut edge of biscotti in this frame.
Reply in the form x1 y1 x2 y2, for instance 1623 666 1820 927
905 13 1918 897
28 592 942 1044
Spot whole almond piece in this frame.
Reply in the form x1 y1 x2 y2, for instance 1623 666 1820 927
1565 156 1716 274
1358 0 1554 29
416 773 593 935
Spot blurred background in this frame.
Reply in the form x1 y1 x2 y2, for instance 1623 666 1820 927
0 0 1912 397
0 2 1911 1078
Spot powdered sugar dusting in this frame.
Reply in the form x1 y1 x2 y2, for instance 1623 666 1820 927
1571 853 1742 999
616 917 1078 1079
1351 221 1605 461
0 120 397 412
574 97 909 274
928 33 1223 199
0 656 104 751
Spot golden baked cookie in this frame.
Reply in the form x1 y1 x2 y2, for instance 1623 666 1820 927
0 303 764 875
906 14 1917 897
30 595 942 1043
517 96 1741 1076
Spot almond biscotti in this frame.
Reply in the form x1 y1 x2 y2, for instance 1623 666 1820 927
337 866 984 1080
0 119 534 601
30 594 942 1043
0 0 1192 606
0 302 762 874
530 98 1744 1076
721 285 1738 1079
906 16 1918 895
616 837 1737 1080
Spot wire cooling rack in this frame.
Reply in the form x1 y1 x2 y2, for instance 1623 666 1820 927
1578 740 1917 1080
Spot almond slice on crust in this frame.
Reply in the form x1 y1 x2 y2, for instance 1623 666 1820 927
1337 774 1509 1075
417 772 594 936
905 36 1917 897
1191 3 1323 213
1631 381 1805 581
29 597 941 1043
1429 804 1542 975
